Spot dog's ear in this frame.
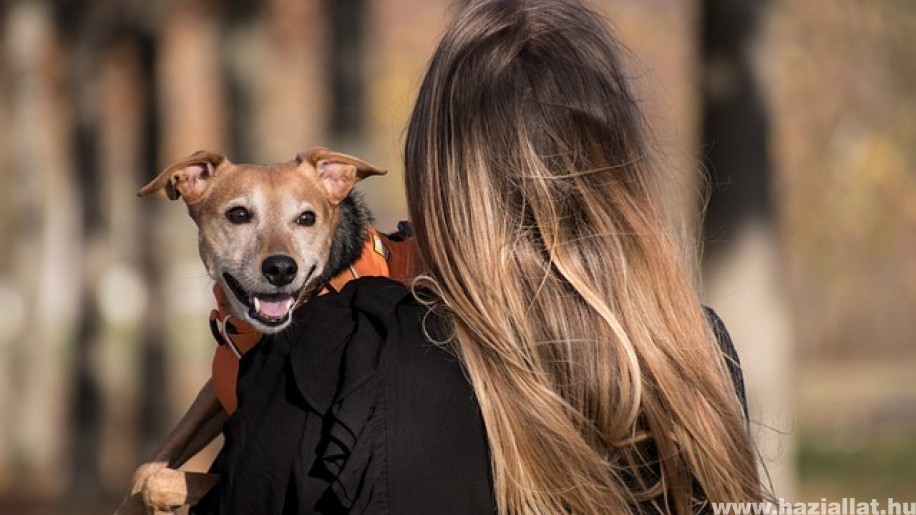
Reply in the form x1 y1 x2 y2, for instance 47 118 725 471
138 151 228 201
297 147 387 205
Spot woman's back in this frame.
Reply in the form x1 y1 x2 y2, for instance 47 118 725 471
404 0 763 512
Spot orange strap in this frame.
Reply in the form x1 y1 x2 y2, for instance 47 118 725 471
210 226 416 414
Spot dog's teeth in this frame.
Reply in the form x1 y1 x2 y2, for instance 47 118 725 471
285 298 294 312
253 297 261 313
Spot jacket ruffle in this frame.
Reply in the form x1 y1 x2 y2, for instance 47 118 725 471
288 278 410 511
193 277 411 515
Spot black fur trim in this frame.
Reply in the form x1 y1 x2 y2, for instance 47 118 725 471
318 192 372 286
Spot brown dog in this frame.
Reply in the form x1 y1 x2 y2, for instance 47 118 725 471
116 148 385 515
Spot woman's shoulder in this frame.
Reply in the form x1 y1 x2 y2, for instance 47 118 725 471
325 276 459 370
287 276 461 392
377 291 496 513
334 277 473 411
314 277 495 513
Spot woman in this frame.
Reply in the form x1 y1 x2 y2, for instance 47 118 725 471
404 0 766 511
196 0 763 513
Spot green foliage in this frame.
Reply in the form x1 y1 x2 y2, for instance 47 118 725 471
797 435 916 500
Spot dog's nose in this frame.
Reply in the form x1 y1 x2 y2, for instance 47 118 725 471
261 255 298 286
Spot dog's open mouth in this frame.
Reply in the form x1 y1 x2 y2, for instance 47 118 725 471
222 272 307 327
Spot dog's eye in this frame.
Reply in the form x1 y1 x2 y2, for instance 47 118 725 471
225 207 252 224
297 211 317 227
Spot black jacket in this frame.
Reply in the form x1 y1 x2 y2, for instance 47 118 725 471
193 277 745 515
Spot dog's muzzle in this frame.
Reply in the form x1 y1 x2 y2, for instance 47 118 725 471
221 265 316 329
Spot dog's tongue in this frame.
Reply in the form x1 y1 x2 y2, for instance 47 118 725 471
253 295 294 318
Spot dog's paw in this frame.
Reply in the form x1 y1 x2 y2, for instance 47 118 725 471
114 462 169 515
142 466 190 511
143 468 220 513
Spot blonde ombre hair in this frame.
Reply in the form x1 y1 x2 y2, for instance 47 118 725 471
405 0 763 513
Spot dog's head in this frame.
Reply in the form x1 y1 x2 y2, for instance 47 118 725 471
138 148 386 333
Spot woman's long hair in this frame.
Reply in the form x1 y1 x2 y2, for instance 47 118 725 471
404 1 763 513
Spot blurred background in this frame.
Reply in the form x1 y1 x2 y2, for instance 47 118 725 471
0 0 913 513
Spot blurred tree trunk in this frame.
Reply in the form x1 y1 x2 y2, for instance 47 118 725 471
246 0 327 162
136 30 173 463
223 0 263 163
327 0 366 149
95 38 149 491
49 0 171 499
700 0 773 253
2 0 80 497
68 24 105 500
699 0 795 499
